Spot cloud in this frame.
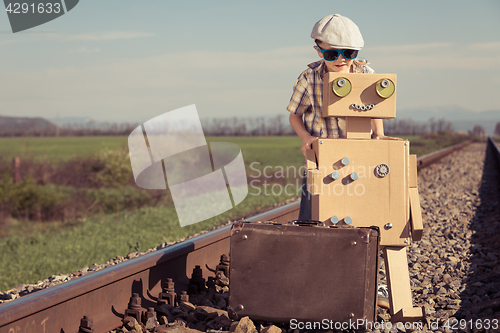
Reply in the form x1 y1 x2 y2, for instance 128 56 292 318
471 42 500 50
66 46 100 54
66 31 153 41
127 46 313 72
0 46 309 120
364 42 500 70
2 42 499 121
0 31 153 46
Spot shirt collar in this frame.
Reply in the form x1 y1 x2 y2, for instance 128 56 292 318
308 59 359 77
307 60 327 78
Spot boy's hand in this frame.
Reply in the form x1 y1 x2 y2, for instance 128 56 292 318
301 135 318 157
288 113 318 157
374 135 404 140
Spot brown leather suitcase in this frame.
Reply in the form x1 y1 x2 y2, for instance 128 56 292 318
228 221 379 327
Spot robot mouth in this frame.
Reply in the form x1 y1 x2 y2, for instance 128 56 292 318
351 103 375 111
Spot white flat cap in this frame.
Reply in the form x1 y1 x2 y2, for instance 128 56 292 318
311 14 364 50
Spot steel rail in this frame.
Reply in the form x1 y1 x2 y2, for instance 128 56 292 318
0 139 471 333
487 137 500 167
416 140 471 171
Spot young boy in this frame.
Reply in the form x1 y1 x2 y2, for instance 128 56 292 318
287 14 388 220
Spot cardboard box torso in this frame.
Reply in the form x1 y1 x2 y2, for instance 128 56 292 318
307 139 410 246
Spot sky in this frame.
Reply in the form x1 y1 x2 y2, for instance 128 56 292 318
0 0 499 125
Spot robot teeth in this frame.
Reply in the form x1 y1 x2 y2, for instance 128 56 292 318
351 103 375 111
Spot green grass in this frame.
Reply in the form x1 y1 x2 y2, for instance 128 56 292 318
0 136 305 170
208 136 303 169
397 134 469 157
0 134 464 164
0 136 127 161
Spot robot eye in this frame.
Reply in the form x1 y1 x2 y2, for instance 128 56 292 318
375 78 395 99
332 77 352 97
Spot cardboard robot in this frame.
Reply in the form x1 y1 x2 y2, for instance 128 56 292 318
306 72 423 322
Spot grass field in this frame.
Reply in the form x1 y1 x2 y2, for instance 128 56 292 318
0 136 305 172
398 134 469 157
0 134 464 163
209 136 303 170
0 136 128 161
0 134 469 291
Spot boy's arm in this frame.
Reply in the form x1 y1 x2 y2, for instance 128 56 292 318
289 113 318 157
371 118 401 140
371 118 384 139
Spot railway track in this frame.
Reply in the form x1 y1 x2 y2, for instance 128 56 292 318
405 138 500 332
3 138 499 333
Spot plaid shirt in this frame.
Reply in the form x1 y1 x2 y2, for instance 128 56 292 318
287 60 374 138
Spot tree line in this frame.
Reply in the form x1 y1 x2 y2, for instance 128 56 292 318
0 115 497 137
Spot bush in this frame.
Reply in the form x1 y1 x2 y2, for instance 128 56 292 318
0 146 161 223
2 145 134 189
91 146 132 187
83 186 154 214
0 174 70 220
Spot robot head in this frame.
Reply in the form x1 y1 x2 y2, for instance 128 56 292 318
323 73 397 119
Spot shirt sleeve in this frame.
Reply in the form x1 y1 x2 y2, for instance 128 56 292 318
364 65 375 74
286 73 311 116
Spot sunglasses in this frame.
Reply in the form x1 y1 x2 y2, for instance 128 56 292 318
316 45 358 61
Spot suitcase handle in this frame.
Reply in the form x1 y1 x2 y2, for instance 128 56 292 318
290 219 324 227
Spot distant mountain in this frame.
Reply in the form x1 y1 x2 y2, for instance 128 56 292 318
0 115 56 135
396 106 500 135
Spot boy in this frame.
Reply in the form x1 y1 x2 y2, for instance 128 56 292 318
287 14 388 220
